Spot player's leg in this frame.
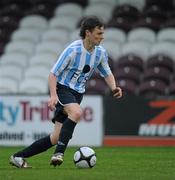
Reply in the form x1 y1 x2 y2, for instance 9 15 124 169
9 111 67 168
50 83 83 167
10 133 54 168
50 121 63 145
50 103 82 167
54 103 82 153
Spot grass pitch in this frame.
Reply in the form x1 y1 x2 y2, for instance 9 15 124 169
0 146 175 180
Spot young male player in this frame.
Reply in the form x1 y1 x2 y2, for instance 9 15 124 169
9 16 122 168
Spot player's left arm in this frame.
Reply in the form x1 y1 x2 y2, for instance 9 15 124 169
104 73 122 98
97 50 122 98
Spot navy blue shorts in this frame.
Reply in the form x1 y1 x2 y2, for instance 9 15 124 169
52 83 83 123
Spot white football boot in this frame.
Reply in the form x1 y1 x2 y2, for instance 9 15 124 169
9 155 32 168
50 153 64 167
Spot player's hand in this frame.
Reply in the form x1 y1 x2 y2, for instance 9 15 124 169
112 87 122 98
48 95 58 111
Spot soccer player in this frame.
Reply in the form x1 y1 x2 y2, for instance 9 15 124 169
9 16 122 168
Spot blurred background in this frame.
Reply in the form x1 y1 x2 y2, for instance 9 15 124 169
0 0 175 147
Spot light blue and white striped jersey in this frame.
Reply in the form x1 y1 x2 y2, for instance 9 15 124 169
51 39 112 93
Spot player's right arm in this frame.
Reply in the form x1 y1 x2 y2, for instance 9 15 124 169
48 72 58 111
48 47 74 111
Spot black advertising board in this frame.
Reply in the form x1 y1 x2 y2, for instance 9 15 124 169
103 96 175 137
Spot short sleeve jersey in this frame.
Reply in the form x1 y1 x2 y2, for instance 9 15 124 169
51 39 112 93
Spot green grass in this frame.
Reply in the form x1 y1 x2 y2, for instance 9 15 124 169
0 146 175 180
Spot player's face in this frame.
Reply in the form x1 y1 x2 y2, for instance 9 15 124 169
87 26 104 46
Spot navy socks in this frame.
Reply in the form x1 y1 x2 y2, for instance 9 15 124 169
54 118 76 154
14 135 53 158
14 119 77 158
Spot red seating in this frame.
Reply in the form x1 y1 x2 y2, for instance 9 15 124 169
142 66 171 85
118 79 137 95
114 66 141 85
146 54 174 72
116 54 144 72
138 79 167 98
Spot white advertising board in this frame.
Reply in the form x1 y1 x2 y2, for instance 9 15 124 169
0 95 103 146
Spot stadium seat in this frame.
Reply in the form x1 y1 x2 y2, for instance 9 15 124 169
11 28 41 43
19 15 48 30
127 27 156 43
24 66 50 81
121 41 151 60
0 52 28 68
0 77 18 94
0 65 23 82
56 0 88 8
114 66 141 85
84 4 113 23
49 16 77 32
145 0 173 11
24 3 54 18
107 17 132 33
86 78 107 95
54 3 83 19
116 54 144 72
29 0 58 6
29 53 57 68
161 18 175 29
142 67 171 85
150 42 175 60
0 16 19 30
132 17 161 32
35 41 63 56
41 29 69 44
142 5 167 22
101 41 121 60
118 0 145 10
5 41 35 56
0 3 24 18
118 79 137 95
146 54 174 72
138 79 167 97
89 0 116 6
69 29 80 42
112 4 140 22
104 27 126 44
157 28 175 42
19 78 48 94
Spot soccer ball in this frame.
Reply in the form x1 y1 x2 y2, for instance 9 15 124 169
73 147 97 168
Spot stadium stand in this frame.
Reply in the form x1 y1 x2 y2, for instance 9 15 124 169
0 65 23 82
138 79 168 98
0 77 18 94
142 66 171 85
19 78 48 94
127 27 156 43
0 0 175 97
0 52 28 68
104 27 126 44
146 54 174 73
86 78 108 95
114 66 141 85
118 79 138 95
116 54 144 72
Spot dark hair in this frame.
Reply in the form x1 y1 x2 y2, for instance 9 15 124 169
79 16 104 39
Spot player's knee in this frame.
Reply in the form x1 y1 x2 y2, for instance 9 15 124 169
74 108 83 120
69 108 82 122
